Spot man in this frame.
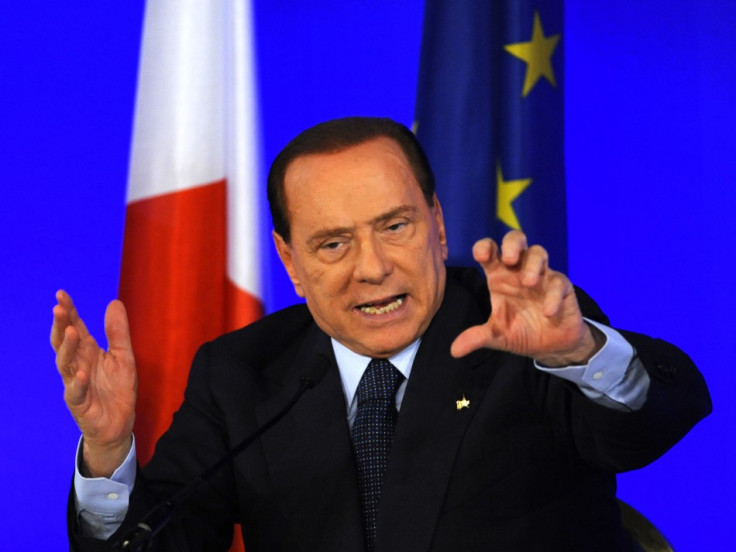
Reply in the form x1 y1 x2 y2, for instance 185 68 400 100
53 117 710 551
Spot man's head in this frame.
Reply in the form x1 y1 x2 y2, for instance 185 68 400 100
269 117 448 358
268 117 436 244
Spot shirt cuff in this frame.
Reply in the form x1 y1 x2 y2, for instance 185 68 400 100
73 435 137 539
534 319 650 411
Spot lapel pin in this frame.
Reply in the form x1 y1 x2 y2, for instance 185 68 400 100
456 395 470 411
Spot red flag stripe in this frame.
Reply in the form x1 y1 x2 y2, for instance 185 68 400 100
120 179 262 464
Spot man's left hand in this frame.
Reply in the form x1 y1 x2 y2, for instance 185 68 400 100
450 231 604 366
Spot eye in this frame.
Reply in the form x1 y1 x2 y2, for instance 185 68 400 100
315 238 350 262
386 221 408 232
316 237 350 257
321 240 343 250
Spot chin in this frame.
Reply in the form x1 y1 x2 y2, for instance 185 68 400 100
365 334 416 357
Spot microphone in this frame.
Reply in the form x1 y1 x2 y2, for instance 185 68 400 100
114 357 330 551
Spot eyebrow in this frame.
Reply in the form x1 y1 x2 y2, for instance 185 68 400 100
371 204 418 225
306 204 418 245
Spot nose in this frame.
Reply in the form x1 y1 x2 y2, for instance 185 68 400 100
353 235 392 284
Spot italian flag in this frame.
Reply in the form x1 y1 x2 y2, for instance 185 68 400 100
120 1 263 549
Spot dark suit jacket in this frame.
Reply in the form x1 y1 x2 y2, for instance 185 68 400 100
69 267 711 551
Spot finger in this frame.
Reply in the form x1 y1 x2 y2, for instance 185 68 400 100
56 290 91 340
542 272 573 317
451 325 496 358
519 245 549 287
50 303 70 351
105 300 133 354
64 362 91 408
471 238 501 275
55 325 81 382
500 230 528 266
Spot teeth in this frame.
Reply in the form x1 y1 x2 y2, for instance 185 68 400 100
360 296 403 315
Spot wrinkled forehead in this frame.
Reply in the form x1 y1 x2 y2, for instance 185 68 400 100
281 138 431 237
283 137 422 201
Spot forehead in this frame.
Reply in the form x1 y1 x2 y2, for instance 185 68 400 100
282 137 425 229
285 137 414 187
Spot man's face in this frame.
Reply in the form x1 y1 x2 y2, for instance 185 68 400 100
274 137 448 358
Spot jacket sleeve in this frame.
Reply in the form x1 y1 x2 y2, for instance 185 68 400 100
564 287 712 471
68 342 238 552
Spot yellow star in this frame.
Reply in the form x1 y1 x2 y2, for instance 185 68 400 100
456 395 470 411
504 11 561 97
496 163 532 231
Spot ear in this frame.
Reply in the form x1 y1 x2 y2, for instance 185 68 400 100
432 194 449 261
272 231 305 298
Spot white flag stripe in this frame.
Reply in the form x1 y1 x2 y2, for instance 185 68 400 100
127 0 226 203
126 0 261 299
225 0 261 297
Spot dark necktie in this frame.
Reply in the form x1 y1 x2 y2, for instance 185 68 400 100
351 358 404 552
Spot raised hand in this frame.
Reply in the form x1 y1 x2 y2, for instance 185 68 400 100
51 290 137 477
450 231 603 366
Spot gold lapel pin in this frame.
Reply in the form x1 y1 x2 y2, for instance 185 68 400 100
456 395 470 411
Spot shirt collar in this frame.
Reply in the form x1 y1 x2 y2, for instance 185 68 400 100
331 338 420 409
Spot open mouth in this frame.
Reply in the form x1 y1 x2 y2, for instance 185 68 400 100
357 294 406 315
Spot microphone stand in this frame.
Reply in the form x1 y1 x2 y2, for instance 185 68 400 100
115 362 327 551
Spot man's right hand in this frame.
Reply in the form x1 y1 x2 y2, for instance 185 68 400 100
51 290 137 478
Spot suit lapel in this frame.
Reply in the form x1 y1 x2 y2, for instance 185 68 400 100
377 271 500 551
255 325 364 551
253 268 498 551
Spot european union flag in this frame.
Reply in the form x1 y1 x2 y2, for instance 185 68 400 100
414 0 566 272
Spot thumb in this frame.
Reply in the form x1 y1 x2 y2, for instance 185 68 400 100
451 325 494 358
104 299 133 354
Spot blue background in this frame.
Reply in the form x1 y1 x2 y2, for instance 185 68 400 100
1 1 732 549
